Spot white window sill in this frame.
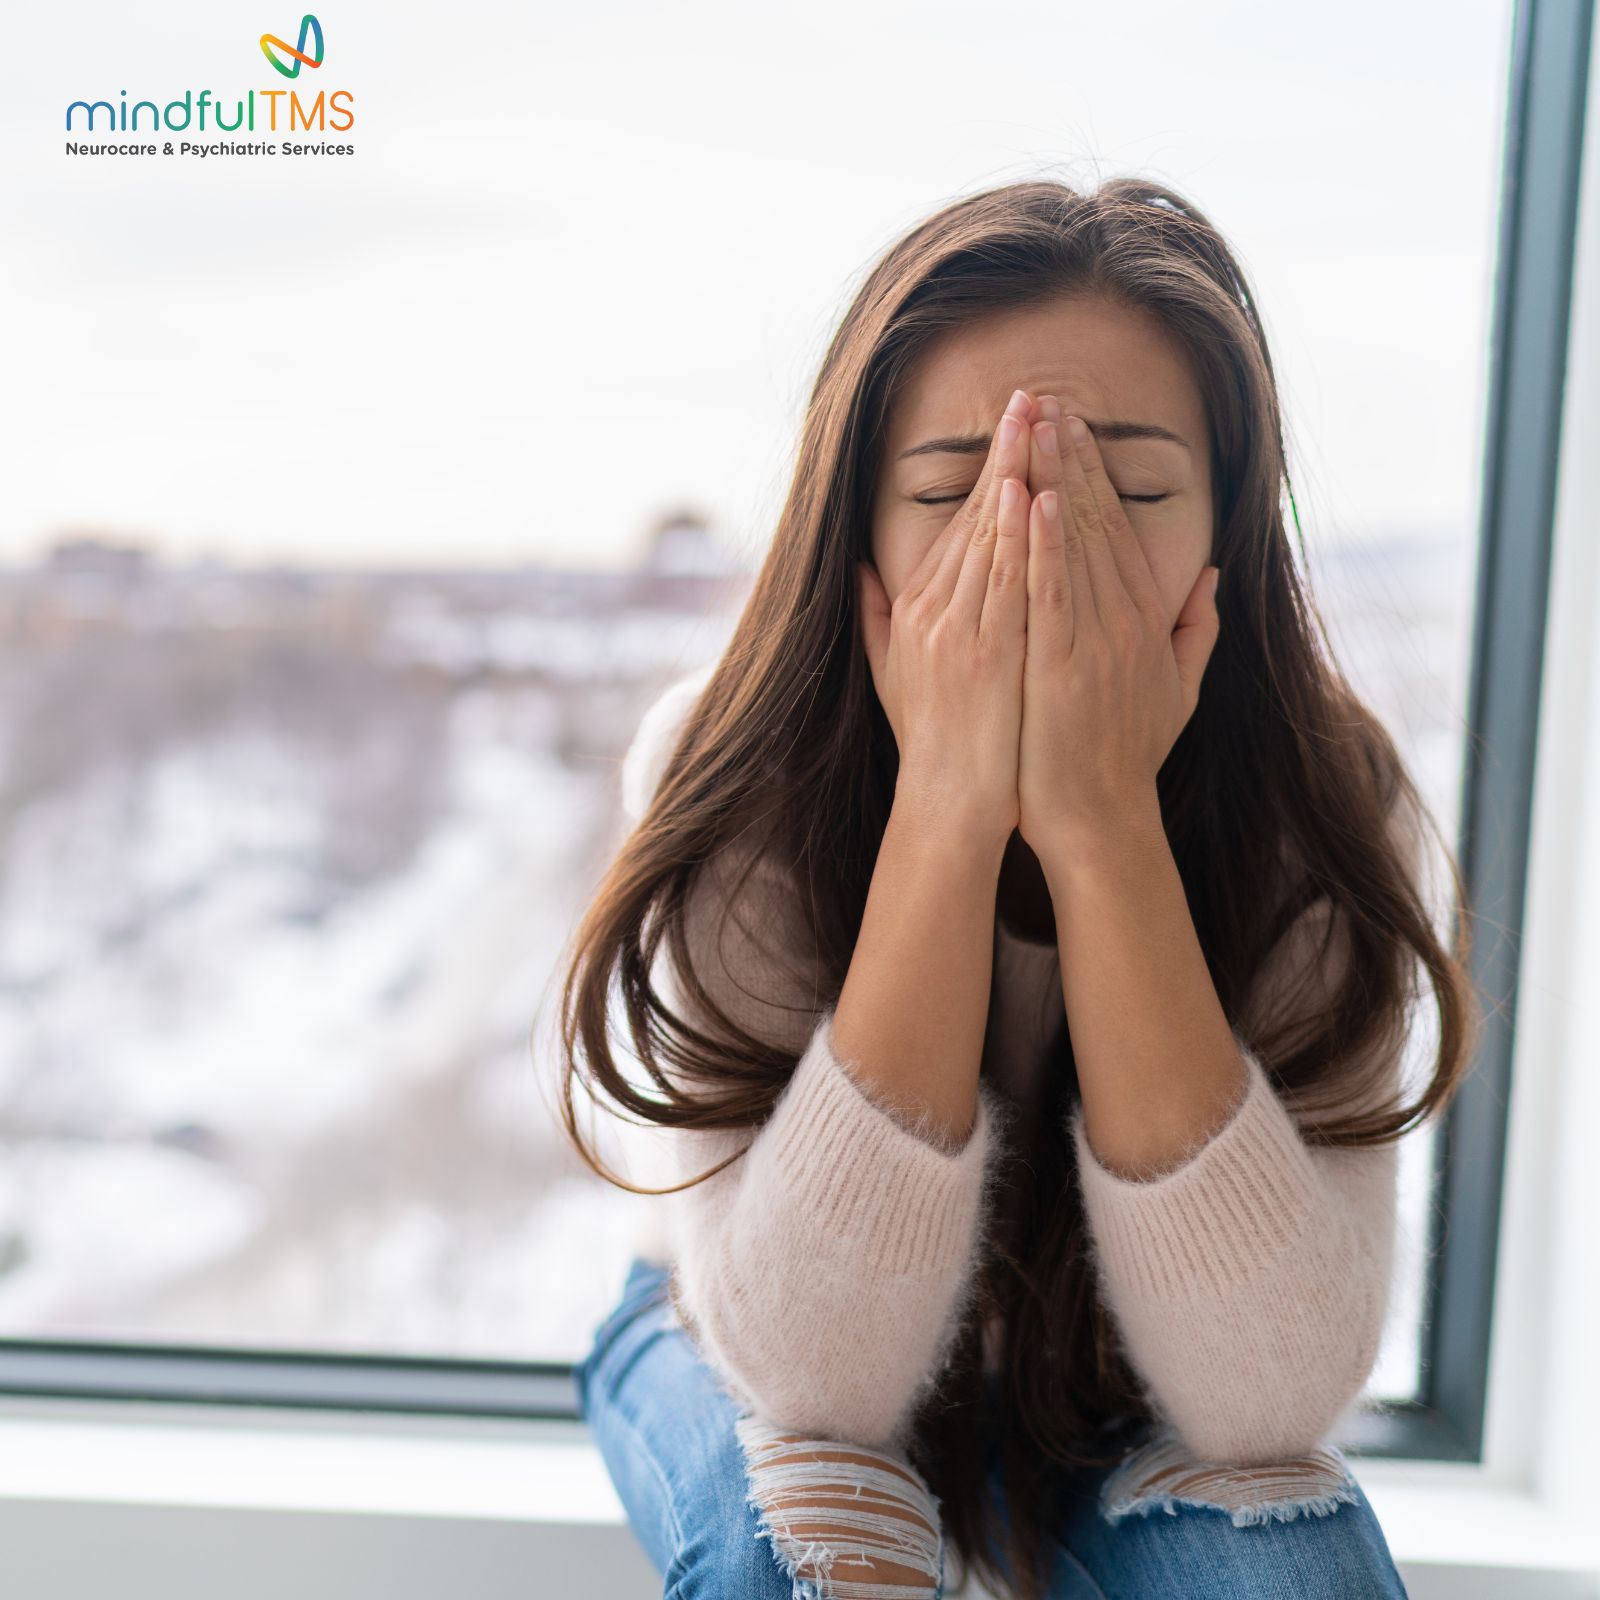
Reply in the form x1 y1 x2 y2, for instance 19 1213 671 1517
2 1398 1596 1599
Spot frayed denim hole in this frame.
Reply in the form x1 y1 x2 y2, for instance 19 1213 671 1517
734 1414 945 1599
1099 1425 1362 1532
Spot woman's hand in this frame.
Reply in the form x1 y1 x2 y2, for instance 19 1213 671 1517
1017 394 1220 863
858 388 1036 854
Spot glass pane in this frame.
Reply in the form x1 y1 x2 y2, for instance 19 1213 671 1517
1308 541 1479 1403
1 0 1506 1411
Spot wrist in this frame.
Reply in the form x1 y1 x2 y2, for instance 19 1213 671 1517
1032 793 1168 888
889 785 1013 876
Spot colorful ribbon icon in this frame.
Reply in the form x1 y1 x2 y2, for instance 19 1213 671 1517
260 14 324 79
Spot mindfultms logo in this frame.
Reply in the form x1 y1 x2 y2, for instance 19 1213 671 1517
65 14 354 140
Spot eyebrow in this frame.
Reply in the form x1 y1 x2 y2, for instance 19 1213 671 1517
896 417 1192 460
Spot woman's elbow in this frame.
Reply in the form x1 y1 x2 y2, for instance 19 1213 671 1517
679 1271 932 1451
693 1317 923 1450
1169 1366 1368 1466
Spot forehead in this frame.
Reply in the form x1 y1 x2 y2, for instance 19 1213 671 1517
883 293 1207 456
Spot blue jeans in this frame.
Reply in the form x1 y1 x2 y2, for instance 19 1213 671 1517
574 1256 1410 1599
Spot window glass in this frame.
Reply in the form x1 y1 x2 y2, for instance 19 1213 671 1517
0 0 1507 1405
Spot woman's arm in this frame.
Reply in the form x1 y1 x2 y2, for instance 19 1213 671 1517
620 676 1011 1453
1047 790 1422 1464
1066 1025 1401 1464
830 794 1008 1151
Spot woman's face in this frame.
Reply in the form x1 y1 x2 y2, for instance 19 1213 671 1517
870 294 1214 629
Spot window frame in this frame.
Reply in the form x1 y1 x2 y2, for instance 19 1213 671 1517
1341 0 1594 1464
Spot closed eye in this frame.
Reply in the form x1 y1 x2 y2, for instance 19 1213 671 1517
912 491 1172 505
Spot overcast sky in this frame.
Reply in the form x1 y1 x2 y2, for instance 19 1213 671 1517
0 0 1510 572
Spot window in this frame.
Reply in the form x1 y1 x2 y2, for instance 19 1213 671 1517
2 0 1581 1463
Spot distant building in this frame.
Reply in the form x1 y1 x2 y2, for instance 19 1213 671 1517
642 508 740 579
630 507 747 610
45 534 149 581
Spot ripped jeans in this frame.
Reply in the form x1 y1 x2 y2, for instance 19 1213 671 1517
574 1256 1410 1600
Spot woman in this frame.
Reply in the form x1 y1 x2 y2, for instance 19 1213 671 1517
555 176 1478 1599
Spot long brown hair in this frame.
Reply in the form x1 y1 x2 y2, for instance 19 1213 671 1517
554 175 1481 1599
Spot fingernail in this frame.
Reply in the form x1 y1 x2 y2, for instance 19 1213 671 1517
1001 477 1020 512
1036 421 1059 455
1064 415 1090 446
1006 388 1030 417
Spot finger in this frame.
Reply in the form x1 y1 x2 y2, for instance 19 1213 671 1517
949 401 1034 627
1026 399 1071 643
1027 480 1074 657
1170 563 1222 720
907 391 1035 609
903 457 995 605
1061 415 1164 623
1054 418 1118 622
923 393 1037 609
979 470 1030 644
1024 396 1093 628
1034 422 1095 638
922 421 1009 615
856 560 892 693
1027 406 1067 527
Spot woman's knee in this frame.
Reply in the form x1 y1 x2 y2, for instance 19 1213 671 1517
581 1263 946 1598
1099 1427 1364 1530
1091 1427 1406 1597
730 1415 946 1600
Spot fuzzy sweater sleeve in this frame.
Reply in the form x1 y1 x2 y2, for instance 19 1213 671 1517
620 671 1006 1454
1065 793 1426 1465
1068 1032 1400 1464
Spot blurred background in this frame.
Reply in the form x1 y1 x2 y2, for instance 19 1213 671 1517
0 0 1507 1410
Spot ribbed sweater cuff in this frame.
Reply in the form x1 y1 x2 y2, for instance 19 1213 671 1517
744 1008 996 1278
1068 1033 1325 1300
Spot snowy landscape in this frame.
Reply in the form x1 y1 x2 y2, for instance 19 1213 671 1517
0 524 1474 1405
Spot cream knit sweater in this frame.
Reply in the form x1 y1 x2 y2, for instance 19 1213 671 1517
609 666 1418 1467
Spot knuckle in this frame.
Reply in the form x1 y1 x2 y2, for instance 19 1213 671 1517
1039 573 1071 608
974 625 1018 668
988 551 1024 593
893 591 929 635
1068 489 1099 528
1105 606 1143 652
